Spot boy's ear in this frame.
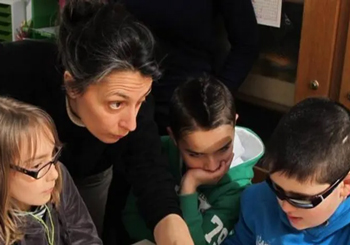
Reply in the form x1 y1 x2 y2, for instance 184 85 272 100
64 71 78 99
340 173 350 198
236 114 239 122
167 127 177 146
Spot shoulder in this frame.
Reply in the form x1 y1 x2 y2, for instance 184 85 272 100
240 182 278 220
58 163 76 193
59 163 70 180
161 136 177 154
241 182 271 203
57 162 83 208
238 182 286 235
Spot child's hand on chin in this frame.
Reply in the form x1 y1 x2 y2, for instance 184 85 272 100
180 159 232 195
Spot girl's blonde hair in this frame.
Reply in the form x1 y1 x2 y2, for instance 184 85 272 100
0 97 62 244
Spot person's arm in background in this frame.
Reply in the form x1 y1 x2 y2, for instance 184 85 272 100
179 163 254 245
216 0 259 90
123 94 193 245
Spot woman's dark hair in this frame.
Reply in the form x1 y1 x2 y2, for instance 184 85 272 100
261 97 350 184
58 0 161 94
170 75 236 140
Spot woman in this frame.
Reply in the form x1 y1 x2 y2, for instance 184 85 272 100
0 1 192 244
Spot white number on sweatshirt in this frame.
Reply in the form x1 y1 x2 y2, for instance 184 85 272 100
205 215 228 244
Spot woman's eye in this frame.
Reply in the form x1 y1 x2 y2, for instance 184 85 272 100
109 102 122 110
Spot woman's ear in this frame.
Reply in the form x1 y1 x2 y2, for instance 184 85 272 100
340 173 350 199
235 114 239 122
64 71 77 99
167 127 177 146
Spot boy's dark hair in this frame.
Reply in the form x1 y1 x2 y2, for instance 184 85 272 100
169 75 236 140
58 0 161 94
262 97 350 184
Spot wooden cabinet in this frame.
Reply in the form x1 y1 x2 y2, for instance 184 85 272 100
339 20 350 109
238 0 350 111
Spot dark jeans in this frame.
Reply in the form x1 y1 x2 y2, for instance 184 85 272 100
75 166 113 237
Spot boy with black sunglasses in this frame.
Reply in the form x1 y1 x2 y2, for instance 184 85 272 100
223 97 350 245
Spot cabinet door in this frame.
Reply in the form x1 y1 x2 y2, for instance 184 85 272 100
295 0 350 103
339 20 350 109
238 0 349 110
239 0 304 110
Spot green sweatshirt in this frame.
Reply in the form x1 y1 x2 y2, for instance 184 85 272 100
122 127 264 245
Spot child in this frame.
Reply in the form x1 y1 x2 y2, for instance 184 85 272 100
122 76 264 245
0 97 101 244
223 97 350 245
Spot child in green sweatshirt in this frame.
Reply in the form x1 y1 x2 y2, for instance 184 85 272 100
122 75 264 245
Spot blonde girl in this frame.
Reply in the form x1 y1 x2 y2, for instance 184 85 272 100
0 97 101 245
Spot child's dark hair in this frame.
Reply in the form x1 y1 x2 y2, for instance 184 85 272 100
262 97 350 184
58 0 160 94
169 75 236 140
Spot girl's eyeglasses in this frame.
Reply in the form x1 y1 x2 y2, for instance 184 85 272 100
10 147 62 179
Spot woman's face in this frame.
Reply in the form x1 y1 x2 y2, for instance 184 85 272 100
67 71 153 143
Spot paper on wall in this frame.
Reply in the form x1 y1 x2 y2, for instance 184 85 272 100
252 0 282 28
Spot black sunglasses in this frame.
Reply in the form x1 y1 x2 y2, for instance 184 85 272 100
10 147 62 179
266 171 348 209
